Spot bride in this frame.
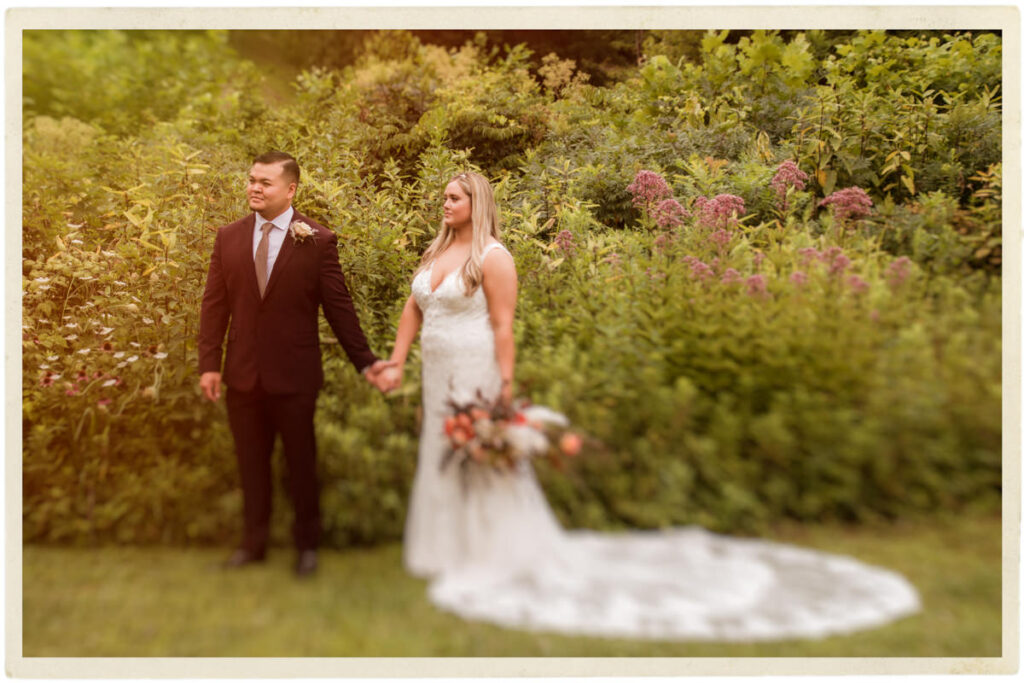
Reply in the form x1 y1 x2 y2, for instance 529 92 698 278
376 172 920 641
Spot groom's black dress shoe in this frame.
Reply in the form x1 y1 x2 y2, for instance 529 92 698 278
222 548 265 569
295 550 318 578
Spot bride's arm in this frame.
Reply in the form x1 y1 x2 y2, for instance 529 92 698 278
382 294 423 390
482 249 518 405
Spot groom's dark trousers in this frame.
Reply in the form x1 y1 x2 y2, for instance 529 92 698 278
198 209 377 555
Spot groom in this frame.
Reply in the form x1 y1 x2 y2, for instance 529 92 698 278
198 151 391 577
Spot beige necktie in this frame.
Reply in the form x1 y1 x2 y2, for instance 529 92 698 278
255 222 273 297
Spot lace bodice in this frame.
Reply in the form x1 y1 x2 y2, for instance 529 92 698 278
411 243 509 412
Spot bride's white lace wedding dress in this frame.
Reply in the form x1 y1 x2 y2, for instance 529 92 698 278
403 242 920 641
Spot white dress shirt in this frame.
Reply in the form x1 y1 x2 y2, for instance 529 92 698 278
252 206 295 281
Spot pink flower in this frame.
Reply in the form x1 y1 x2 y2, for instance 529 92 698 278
819 187 873 222
65 385 79 396
798 247 822 265
790 271 808 287
653 233 674 251
652 198 690 228
829 253 852 276
554 230 575 256
886 256 913 288
822 246 844 262
604 253 621 268
97 398 112 408
847 275 869 293
745 274 768 296
695 194 746 230
627 170 673 211
771 160 809 198
682 255 714 281
870 309 881 322
721 268 743 285
753 250 765 267
709 229 733 250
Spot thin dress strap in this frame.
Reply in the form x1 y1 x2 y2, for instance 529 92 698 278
481 242 510 260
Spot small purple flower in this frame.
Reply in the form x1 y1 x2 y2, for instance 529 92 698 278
819 186 874 223
886 256 913 288
695 194 746 230
789 271 808 287
653 198 689 229
721 268 743 285
627 170 673 212
847 275 869 294
554 230 575 256
745 274 768 296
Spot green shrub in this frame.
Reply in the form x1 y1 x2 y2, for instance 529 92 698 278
22 29 1001 546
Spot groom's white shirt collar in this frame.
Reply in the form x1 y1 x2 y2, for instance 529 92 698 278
252 205 294 275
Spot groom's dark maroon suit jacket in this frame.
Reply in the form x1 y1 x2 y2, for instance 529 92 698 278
198 209 377 390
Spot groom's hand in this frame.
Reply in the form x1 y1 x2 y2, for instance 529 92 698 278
200 371 222 401
364 359 399 393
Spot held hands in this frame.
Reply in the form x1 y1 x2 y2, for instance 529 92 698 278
365 359 403 394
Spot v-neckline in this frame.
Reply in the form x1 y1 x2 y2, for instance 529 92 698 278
428 261 459 294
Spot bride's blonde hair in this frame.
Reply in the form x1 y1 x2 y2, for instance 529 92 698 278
416 172 501 296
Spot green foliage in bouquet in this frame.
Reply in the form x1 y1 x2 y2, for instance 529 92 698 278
22 28 1001 546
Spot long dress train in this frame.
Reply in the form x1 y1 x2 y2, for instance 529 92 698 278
402 242 920 641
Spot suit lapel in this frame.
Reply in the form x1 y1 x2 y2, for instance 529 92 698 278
240 214 262 300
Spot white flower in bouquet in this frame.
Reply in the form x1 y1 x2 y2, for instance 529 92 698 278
504 424 551 458
520 405 569 428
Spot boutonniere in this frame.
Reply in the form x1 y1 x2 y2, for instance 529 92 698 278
289 220 315 244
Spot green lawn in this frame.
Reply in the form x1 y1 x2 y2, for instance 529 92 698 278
22 514 1001 657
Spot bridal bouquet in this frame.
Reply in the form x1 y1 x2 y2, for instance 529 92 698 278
440 393 584 477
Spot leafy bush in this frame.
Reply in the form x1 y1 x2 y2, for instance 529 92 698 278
22 29 1001 546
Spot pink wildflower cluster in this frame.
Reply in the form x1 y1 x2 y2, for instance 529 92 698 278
720 268 743 285
790 271 808 287
799 246 851 275
554 230 576 256
847 275 870 294
886 256 913 288
626 170 673 211
653 198 690 229
694 194 746 230
745 274 768 297
771 160 809 212
798 247 822 265
771 160 809 197
709 229 733 251
652 233 676 252
681 255 714 281
829 253 852 276
818 187 873 223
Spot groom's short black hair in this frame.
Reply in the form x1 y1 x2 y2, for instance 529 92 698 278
253 151 300 185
